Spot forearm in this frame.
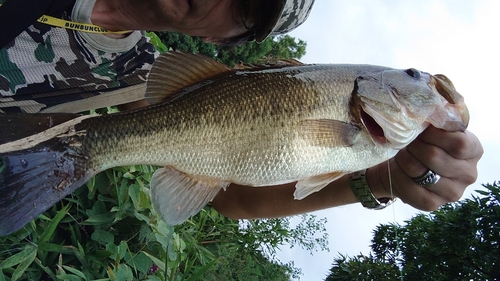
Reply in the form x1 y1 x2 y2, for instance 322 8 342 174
211 174 362 219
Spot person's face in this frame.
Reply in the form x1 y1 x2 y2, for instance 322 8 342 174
156 0 261 42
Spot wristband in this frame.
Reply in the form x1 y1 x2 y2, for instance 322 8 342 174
349 169 396 210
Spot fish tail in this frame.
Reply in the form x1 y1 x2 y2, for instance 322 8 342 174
0 114 96 236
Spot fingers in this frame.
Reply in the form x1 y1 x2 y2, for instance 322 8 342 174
391 155 452 211
408 127 482 184
375 128 483 212
417 126 482 159
394 145 427 179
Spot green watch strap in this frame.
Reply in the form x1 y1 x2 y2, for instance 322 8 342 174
349 169 396 210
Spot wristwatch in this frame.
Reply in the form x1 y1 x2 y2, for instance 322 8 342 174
349 169 396 210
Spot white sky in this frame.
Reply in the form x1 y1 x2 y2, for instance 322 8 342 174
280 1 500 280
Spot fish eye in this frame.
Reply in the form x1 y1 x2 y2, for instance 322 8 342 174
405 68 421 78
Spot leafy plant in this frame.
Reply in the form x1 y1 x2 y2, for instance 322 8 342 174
156 32 307 66
1 160 325 280
326 182 500 281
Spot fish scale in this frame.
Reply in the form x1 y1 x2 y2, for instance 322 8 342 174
0 51 469 235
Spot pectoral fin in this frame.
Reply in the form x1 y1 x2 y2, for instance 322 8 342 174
298 119 360 147
294 171 346 200
150 166 229 225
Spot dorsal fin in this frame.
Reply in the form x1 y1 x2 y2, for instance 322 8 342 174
146 51 232 104
234 58 304 69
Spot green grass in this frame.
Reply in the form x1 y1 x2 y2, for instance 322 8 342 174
0 163 222 281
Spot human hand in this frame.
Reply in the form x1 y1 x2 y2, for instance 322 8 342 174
367 126 483 211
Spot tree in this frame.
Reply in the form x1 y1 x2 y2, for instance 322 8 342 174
325 183 500 281
154 31 217 58
211 245 297 281
174 207 311 280
174 205 328 280
155 32 307 66
216 35 307 66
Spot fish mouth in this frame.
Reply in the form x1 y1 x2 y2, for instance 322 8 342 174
360 102 424 150
360 108 387 144
429 74 470 131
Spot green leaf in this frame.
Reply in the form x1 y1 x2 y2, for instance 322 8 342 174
83 213 115 225
94 172 113 195
86 176 96 197
173 233 186 252
128 184 141 209
475 189 489 196
128 183 152 211
91 229 115 245
55 273 82 281
0 245 37 269
39 205 70 243
117 241 128 260
89 200 107 216
146 32 169 53
10 245 37 281
126 252 153 274
37 243 75 255
34 258 57 280
167 239 177 261
114 264 133 281
184 259 217 281
154 220 173 251
72 242 87 266
106 244 119 261
92 250 114 258
62 265 87 280
133 210 150 224
106 266 116 281
122 172 135 179
142 251 166 273
116 179 130 208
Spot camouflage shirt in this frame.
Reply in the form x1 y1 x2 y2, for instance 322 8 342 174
0 0 158 113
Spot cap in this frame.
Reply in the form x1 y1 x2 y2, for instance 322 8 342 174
255 0 315 42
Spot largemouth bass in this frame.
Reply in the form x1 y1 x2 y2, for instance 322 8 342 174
0 52 469 236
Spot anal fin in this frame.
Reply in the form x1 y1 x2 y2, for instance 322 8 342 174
150 167 229 225
294 171 346 200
